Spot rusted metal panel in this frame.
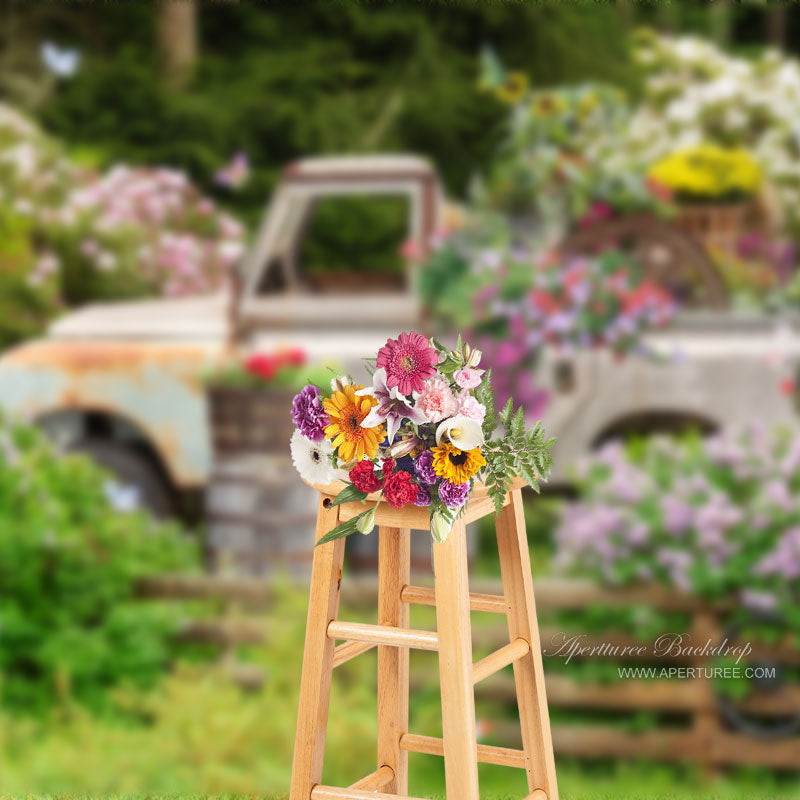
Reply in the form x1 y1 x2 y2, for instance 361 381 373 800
0 340 222 488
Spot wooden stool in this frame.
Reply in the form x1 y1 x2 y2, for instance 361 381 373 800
289 478 558 800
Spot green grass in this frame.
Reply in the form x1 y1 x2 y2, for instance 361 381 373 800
1 583 798 800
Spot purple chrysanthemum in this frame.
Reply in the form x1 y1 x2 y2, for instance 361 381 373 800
291 384 329 442
414 484 432 507
414 450 437 485
438 479 470 509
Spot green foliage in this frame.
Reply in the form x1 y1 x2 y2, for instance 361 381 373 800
0 210 59 349
204 358 336 393
479 385 556 514
0 417 199 715
23 2 636 224
301 195 407 275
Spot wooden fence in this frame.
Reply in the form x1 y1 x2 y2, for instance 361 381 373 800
137 574 800 770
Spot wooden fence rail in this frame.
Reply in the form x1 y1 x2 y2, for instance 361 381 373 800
137 574 800 770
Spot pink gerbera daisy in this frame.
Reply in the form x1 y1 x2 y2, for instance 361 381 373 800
376 331 438 395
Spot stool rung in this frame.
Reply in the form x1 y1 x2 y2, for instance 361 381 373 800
400 584 507 614
348 764 394 790
472 637 530 684
311 786 427 800
399 732 527 769
525 791 548 800
327 620 438 651
333 640 376 668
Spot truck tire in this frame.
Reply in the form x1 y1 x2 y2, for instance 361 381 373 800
69 439 174 518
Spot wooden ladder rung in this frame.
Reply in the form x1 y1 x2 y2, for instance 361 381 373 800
472 637 530 684
399 732 527 769
348 764 394 790
327 620 439 651
312 786 427 800
400 584 507 614
333 640 376 668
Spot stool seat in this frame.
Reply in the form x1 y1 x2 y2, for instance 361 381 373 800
289 483 558 800
302 476 527 530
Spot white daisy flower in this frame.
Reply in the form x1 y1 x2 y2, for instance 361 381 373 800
290 429 335 485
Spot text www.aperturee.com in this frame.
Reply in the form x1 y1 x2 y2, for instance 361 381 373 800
617 666 776 680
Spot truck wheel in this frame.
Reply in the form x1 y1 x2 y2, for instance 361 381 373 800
715 611 800 740
69 439 174 518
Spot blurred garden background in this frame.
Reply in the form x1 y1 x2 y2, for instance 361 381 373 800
3 1 800 798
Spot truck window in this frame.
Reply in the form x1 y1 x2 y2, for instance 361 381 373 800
298 195 409 293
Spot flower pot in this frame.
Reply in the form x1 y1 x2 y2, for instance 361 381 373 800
207 386 296 455
674 201 756 255
206 387 317 577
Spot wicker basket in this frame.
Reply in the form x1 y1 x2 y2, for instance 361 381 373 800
674 201 755 255
207 386 296 456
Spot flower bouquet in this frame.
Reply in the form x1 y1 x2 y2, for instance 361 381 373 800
289 331 554 544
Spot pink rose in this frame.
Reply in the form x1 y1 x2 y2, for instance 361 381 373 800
457 393 486 424
454 367 484 389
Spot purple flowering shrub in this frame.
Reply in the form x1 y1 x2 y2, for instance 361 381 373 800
555 425 800 632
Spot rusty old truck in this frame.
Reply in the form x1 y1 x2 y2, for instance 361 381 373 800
0 154 798 514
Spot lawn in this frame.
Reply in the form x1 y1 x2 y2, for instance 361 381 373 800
1 583 799 800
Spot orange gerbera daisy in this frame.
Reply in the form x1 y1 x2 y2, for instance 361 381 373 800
323 384 384 462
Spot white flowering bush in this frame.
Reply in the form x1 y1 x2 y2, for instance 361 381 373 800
628 30 800 235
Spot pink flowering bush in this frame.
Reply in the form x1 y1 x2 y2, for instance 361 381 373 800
62 165 245 299
0 101 246 327
555 425 800 634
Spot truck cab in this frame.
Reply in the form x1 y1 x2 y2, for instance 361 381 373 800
0 155 444 512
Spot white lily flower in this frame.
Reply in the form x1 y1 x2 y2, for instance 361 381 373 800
435 415 484 451
356 367 427 443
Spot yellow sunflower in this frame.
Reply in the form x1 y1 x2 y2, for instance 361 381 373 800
496 71 529 105
431 442 486 484
323 384 384 462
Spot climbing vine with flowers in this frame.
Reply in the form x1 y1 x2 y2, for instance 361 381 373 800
289 332 554 544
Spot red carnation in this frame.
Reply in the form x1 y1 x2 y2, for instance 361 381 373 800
349 459 384 493
381 458 396 478
383 470 417 509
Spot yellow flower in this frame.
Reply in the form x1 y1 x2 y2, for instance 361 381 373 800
576 92 598 119
530 92 565 117
648 145 761 200
496 71 529 105
323 384 383 463
431 442 486 484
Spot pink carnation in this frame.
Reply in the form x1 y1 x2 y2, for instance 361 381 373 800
415 377 458 422
457 392 486 424
454 367 484 389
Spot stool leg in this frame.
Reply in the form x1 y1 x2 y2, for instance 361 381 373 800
377 526 411 794
495 489 559 800
433 519 480 800
290 496 346 800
